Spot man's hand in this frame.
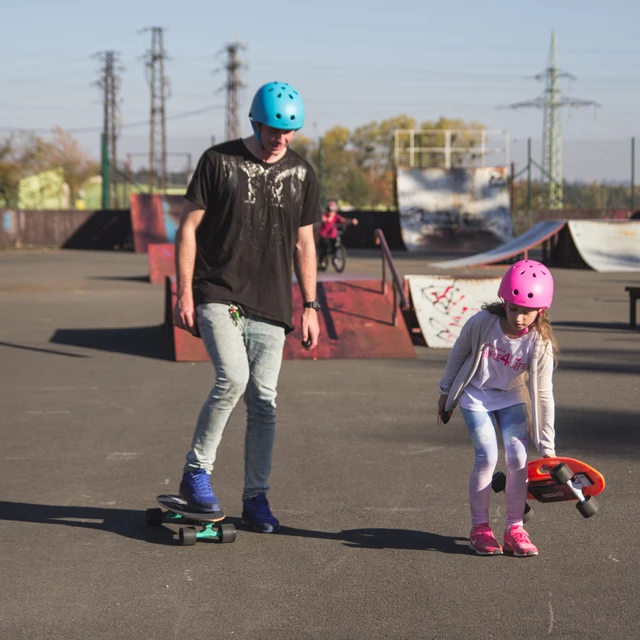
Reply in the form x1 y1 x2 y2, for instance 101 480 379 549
173 295 198 336
301 308 320 349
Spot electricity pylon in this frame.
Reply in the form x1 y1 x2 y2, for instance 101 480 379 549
218 41 246 141
509 30 600 209
93 51 122 208
143 27 170 193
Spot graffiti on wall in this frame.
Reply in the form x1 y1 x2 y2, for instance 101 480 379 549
397 166 512 251
407 275 501 348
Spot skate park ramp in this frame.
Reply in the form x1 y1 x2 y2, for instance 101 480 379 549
130 194 184 253
566 220 640 272
428 220 566 270
429 220 640 272
165 277 416 361
406 275 501 348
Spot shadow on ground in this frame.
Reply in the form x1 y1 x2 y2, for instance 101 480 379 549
0 502 468 553
553 406 639 458
50 325 173 361
553 321 635 332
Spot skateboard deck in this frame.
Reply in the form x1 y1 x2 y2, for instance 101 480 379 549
492 456 605 519
156 494 226 521
526 457 605 503
146 494 236 545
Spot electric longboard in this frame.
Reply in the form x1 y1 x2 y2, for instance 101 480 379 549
492 456 605 520
145 494 236 546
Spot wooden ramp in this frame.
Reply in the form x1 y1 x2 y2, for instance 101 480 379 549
165 277 415 362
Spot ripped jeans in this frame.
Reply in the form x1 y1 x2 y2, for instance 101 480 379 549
460 404 529 529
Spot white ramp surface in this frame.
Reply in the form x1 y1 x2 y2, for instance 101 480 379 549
428 220 566 269
568 221 640 272
407 275 501 348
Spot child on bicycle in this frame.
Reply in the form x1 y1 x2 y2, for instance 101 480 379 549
317 201 358 262
437 260 559 557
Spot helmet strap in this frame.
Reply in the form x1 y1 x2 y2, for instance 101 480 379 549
250 119 265 149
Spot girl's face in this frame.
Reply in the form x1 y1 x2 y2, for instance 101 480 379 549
504 303 542 332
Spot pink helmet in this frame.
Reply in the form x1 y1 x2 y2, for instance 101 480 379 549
327 200 338 212
498 260 554 309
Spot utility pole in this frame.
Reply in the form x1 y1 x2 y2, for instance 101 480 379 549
218 41 246 141
509 31 600 210
143 27 170 193
94 50 121 208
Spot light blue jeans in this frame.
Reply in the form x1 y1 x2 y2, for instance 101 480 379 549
185 303 286 501
460 404 529 529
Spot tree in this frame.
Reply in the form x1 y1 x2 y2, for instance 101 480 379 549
0 132 54 207
49 127 99 207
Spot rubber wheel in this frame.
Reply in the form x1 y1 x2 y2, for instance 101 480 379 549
145 508 163 527
577 495 599 518
550 462 573 484
523 502 534 523
179 526 198 546
333 246 346 273
219 523 237 543
491 471 507 493
318 260 327 272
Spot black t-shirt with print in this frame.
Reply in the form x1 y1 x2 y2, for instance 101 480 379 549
185 139 321 332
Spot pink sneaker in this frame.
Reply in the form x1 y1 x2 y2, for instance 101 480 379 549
503 525 538 557
469 524 503 555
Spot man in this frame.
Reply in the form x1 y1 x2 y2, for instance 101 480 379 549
172 81 321 533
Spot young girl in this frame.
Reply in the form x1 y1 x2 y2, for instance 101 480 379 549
437 260 559 557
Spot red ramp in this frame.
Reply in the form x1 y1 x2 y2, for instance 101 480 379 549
148 243 175 284
285 279 415 360
165 277 415 362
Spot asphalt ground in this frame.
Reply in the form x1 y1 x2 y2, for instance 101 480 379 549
0 247 639 640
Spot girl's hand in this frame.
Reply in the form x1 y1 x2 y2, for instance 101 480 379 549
437 394 450 425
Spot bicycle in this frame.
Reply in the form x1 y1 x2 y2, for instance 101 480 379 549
317 224 350 273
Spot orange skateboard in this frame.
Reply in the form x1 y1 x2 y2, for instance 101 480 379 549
492 456 605 520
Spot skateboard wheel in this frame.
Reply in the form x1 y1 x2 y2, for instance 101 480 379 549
523 503 534 523
577 495 599 518
145 508 164 527
219 523 237 543
491 471 506 493
550 462 573 484
179 526 198 546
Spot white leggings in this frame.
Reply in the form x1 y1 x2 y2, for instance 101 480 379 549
460 404 529 529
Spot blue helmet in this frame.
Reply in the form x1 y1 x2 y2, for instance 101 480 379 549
249 81 305 143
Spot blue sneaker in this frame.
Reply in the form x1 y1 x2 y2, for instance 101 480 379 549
242 494 279 533
179 469 220 512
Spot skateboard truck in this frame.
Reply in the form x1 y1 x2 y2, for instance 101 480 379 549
146 495 237 546
547 462 599 518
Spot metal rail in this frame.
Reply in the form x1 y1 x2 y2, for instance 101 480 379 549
374 228 409 326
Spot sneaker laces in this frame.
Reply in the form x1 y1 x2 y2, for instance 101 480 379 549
248 495 273 520
191 471 214 496
507 526 531 544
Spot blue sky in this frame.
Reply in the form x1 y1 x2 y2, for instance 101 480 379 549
2 0 639 181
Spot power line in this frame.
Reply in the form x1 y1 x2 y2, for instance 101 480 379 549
0 105 223 135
